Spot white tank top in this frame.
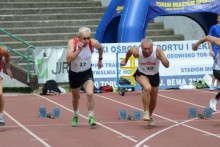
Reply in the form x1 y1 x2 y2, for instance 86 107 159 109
70 44 92 72
137 46 160 75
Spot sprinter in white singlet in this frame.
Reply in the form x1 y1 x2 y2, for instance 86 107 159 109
66 27 103 127
120 38 169 126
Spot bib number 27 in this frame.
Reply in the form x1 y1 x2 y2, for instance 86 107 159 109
80 62 86 67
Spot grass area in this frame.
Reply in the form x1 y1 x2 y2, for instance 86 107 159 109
3 87 33 93
3 84 71 94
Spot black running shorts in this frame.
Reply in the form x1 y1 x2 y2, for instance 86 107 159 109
213 69 220 82
133 69 160 87
68 68 94 89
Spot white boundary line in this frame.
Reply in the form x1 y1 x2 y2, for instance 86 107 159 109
94 92 220 146
34 94 138 143
134 116 220 147
4 118 219 128
94 94 178 123
133 90 220 146
3 111 51 147
6 91 219 146
158 94 207 108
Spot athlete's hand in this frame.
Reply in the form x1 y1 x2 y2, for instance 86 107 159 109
120 59 127 66
6 68 13 79
97 60 103 69
77 41 84 51
192 44 198 51
209 50 215 57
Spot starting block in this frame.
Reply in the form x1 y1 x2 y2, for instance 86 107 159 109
133 110 141 120
203 107 212 119
188 107 198 118
119 109 128 120
188 107 213 119
39 107 61 118
52 107 61 118
119 109 142 120
39 106 47 118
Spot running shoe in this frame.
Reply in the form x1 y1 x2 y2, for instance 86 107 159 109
118 88 125 96
148 118 154 126
209 85 215 91
71 115 78 127
143 111 150 121
88 116 96 126
209 98 218 112
0 116 5 126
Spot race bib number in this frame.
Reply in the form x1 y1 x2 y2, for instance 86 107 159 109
142 66 154 71
78 60 88 67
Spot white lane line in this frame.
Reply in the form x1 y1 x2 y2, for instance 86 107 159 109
4 118 220 128
134 116 220 147
117 135 136 138
5 90 218 145
204 134 220 136
158 94 206 108
31 138 49 141
95 93 220 146
134 92 220 147
182 123 220 138
95 94 178 123
158 92 219 112
194 89 218 94
35 94 137 143
134 119 193 147
3 111 51 147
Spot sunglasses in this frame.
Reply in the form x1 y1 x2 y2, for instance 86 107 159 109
82 37 90 40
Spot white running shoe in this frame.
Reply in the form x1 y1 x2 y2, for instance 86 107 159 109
209 85 215 91
148 118 154 126
0 115 5 126
209 98 218 112
143 111 150 121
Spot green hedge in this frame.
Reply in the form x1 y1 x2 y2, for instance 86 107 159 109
3 87 33 93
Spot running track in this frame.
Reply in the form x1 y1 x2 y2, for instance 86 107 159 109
0 89 219 147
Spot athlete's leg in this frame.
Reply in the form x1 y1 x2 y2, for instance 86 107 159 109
71 88 80 112
209 69 220 111
149 86 159 116
0 78 4 113
0 78 5 126
136 75 151 120
84 80 96 125
84 80 94 112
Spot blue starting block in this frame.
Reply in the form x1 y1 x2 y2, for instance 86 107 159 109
52 107 61 118
119 109 128 120
188 107 198 118
203 108 212 119
39 106 47 118
133 110 141 120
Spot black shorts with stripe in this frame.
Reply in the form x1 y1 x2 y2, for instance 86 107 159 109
133 69 160 87
68 68 94 89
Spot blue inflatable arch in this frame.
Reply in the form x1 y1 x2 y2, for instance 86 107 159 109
95 0 220 43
